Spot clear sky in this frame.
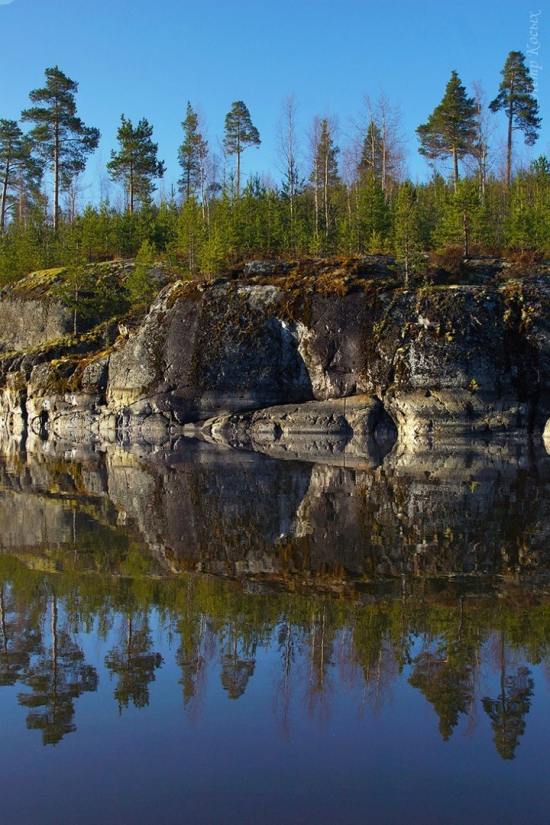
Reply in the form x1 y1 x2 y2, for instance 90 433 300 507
0 0 546 204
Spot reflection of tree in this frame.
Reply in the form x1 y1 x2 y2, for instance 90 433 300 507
105 612 163 712
176 610 213 723
351 606 399 718
273 620 298 738
359 640 399 720
304 608 335 723
482 632 534 760
0 584 42 687
409 598 478 740
219 625 256 700
17 594 98 746
409 647 474 740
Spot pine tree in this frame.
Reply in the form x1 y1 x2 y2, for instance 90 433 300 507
175 196 205 277
0 120 43 232
223 101 261 197
529 156 550 253
490 51 541 188
417 71 477 189
21 67 100 231
107 116 166 213
178 102 208 203
505 172 534 252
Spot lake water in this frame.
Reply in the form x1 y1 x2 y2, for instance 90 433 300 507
2 435 550 824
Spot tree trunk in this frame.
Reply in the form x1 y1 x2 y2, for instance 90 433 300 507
507 100 513 188
235 129 242 198
324 152 330 238
53 119 60 231
452 147 459 191
128 155 133 214
0 159 9 232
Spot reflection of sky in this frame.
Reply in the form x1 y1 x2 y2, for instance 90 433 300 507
2 602 550 825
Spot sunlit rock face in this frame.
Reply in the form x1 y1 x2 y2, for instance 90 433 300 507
1 263 550 449
106 282 314 433
100 276 550 446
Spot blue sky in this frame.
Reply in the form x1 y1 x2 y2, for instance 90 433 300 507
0 0 546 204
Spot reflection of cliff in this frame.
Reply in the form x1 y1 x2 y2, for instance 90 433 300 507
104 439 550 586
2 439 550 589
0 448 147 573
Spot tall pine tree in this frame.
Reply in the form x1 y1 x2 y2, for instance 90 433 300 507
21 67 100 231
223 101 261 197
489 51 541 187
178 103 208 204
417 71 477 189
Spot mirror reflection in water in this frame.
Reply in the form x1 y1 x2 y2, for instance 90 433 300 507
1 437 550 824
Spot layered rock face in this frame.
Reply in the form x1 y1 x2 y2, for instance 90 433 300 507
1 261 550 450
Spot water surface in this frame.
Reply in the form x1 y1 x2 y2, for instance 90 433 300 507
1 437 550 824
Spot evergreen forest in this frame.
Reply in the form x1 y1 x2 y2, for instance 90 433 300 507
0 52 547 304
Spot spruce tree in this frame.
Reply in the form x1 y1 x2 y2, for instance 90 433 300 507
310 118 340 250
107 116 166 213
21 67 100 231
223 101 261 197
417 71 477 189
489 51 541 187
358 120 384 182
394 181 422 286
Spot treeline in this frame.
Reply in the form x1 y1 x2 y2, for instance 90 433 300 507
0 51 546 287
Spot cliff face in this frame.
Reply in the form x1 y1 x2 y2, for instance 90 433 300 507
1 258 550 452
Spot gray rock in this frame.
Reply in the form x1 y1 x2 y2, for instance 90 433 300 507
0 298 71 352
1 266 550 453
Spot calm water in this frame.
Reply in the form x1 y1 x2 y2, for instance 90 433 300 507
2 436 550 824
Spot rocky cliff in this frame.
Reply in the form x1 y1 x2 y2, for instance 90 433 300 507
1 256 550 455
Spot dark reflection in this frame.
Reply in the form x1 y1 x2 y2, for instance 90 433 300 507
0 582 42 687
1 437 550 592
482 631 535 760
408 597 477 740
